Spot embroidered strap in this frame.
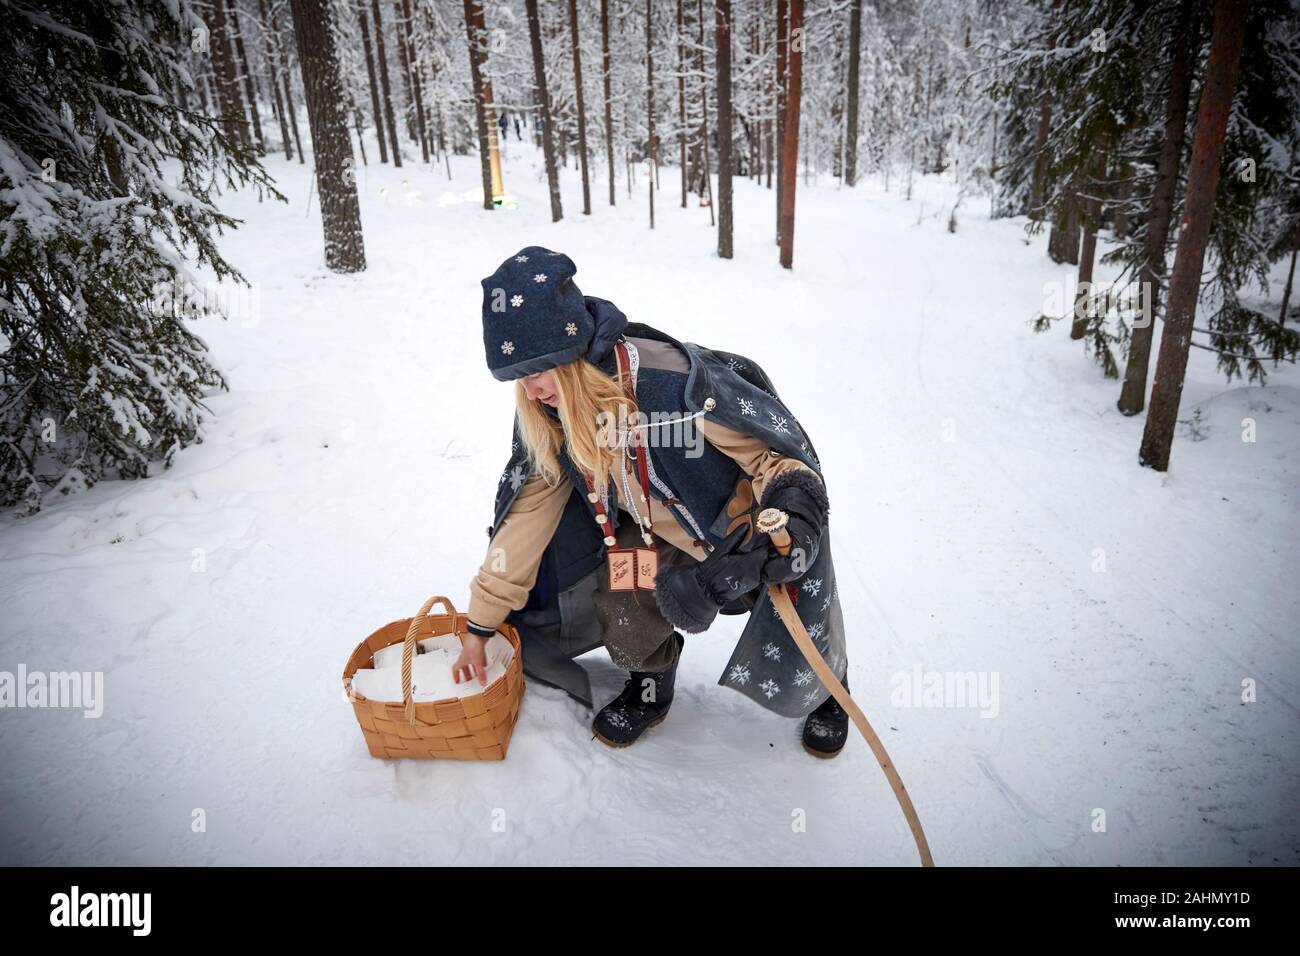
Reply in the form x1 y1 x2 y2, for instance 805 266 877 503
577 341 657 552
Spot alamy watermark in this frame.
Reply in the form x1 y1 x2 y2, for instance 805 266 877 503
151 276 261 327
890 665 999 718
596 406 705 458
0 665 103 718
50 886 150 935
1042 277 1155 327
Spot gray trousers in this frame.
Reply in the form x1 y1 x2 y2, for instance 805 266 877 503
592 515 690 673
508 515 694 708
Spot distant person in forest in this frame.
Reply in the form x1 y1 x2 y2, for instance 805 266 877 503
452 246 852 756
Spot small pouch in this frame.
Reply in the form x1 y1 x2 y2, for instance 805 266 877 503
607 546 658 591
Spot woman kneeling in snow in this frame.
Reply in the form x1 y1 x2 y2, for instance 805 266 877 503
452 246 851 756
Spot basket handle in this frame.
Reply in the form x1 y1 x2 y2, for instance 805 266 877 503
402 595 461 723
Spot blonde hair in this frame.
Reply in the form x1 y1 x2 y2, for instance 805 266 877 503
514 356 636 497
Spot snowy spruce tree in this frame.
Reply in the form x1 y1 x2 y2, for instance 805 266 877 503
988 0 1300 391
0 0 278 513
988 0 1152 374
1105 0 1300 392
1191 0 1300 383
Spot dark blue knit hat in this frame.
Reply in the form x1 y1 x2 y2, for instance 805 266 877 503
482 245 602 381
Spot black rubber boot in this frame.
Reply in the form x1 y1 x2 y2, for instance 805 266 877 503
592 633 684 748
801 673 851 758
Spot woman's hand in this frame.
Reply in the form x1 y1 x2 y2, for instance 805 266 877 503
452 635 491 687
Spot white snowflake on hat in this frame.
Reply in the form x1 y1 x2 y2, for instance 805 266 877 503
514 254 529 262
565 322 578 336
511 294 523 307
738 397 756 416
770 413 790 433
501 340 515 355
533 273 548 283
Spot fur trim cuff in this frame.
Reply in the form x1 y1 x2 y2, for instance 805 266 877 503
759 467 829 517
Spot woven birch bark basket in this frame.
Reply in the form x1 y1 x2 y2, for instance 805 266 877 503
342 595 525 760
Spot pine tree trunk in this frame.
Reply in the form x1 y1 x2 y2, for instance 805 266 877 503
1029 3 1059 218
601 0 616 206
1117 0 1195 415
275 9 305 164
438 101 450 175
1111 158 1132 238
646 0 655 229
844 0 862 187
228 0 265 153
715 0 733 256
370 0 402 167
266 68 284 149
695 0 713 223
479 49 503 194
401 0 430 162
1279 246 1298 326
207 0 251 148
778 0 803 269
748 15 758 181
765 0 773 190
288 0 366 273
195 60 212 115
624 99 633 198
420 4 444 160
462 0 494 209
676 0 688 208
1048 194 1081 264
526 0 563 221
353 105 368 165
357 0 389 163
568 0 592 215
1071 137 1108 340
392 1 415 144
1139 0 1247 472
391 0 416 144
775 0 788 240
259 0 294 160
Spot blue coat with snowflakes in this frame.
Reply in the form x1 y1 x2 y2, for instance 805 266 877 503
487 322 848 718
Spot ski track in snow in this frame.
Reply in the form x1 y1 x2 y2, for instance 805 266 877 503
1 140 1297 866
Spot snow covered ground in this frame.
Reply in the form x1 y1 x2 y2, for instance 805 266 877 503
2 136 1297 866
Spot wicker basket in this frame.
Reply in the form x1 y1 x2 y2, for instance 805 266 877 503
342 595 525 760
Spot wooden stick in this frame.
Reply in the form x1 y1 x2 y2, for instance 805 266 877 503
757 506 935 866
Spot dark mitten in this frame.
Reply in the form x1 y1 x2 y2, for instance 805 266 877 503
654 526 766 633
757 469 829 584
696 525 768 604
